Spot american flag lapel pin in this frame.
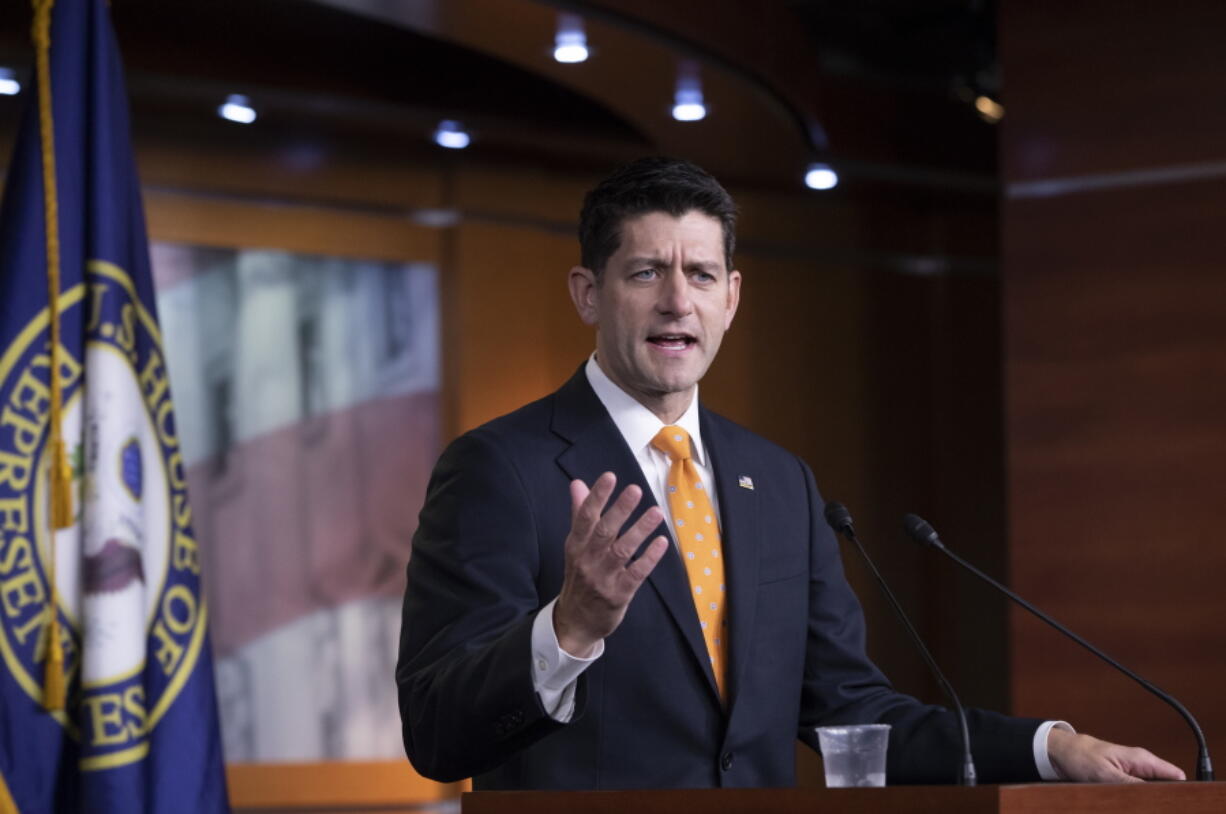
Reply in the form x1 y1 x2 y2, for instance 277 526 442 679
738 475 754 490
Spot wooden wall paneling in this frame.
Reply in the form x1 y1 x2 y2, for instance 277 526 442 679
145 188 442 263
1000 2 1226 181
857 267 945 697
454 163 599 226
136 140 448 211
855 265 1010 715
922 271 1009 714
1003 180 1226 773
447 219 589 435
1002 1 1226 778
736 187 1000 261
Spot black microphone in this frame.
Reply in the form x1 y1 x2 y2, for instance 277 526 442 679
903 513 1214 782
825 502 976 786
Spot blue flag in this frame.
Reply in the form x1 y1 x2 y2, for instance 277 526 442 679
0 0 230 811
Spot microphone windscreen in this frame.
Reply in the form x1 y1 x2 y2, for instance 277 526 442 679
902 513 940 546
824 501 854 534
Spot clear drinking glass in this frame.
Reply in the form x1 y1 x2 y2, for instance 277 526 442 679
815 724 891 787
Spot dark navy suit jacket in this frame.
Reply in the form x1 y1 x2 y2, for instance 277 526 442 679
396 368 1042 788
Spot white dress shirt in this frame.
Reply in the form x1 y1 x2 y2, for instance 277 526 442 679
527 354 1067 778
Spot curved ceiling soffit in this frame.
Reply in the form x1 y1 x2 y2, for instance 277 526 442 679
313 0 823 186
572 0 829 151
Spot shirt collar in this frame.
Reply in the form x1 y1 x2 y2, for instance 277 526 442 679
584 353 707 465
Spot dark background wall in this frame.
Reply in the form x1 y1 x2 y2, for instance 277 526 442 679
1001 0 1226 777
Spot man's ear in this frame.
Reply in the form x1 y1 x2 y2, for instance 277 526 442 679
568 265 600 325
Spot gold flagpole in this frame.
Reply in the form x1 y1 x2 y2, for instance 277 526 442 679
31 0 70 713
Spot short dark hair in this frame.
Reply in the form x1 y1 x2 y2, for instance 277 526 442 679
578 157 738 274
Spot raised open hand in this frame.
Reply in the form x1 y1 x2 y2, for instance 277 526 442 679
553 473 670 657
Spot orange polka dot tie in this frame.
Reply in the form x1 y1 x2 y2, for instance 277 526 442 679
652 425 727 699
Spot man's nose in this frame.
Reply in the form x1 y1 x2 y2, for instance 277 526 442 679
656 269 694 315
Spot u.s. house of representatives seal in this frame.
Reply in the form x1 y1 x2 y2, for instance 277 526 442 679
0 260 207 770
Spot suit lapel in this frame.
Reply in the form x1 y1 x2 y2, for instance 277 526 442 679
551 369 721 703
701 408 760 713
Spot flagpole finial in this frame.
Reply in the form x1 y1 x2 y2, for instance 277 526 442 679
41 613 66 711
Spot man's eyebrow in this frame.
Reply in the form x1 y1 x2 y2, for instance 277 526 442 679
621 256 723 271
622 255 667 267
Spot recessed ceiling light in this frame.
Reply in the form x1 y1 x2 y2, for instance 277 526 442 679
434 120 471 150
0 68 20 96
554 14 589 64
804 163 838 190
974 95 1005 124
218 94 256 124
672 61 705 122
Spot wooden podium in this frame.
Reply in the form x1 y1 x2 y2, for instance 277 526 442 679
464 783 1223 814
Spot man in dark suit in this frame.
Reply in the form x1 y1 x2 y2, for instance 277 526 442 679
396 158 1183 789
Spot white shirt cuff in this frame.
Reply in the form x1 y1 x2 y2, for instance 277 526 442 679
1034 720 1075 780
530 597 603 722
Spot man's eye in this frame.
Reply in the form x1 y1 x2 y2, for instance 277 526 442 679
633 269 658 280
692 271 715 283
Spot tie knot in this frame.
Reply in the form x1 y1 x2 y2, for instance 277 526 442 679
652 426 692 461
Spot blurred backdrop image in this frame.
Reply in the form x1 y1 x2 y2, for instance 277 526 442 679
152 244 439 761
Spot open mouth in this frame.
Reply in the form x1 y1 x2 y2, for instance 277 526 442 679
647 333 696 351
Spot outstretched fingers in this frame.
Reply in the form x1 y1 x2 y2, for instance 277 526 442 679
556 475 669 651
625 536 669 583
568 477 592 519
570 477 662 569
607 502 663 562
1118 747 1186 781
569 473 617 540
594 484 646 547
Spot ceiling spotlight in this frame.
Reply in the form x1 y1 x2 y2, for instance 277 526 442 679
672 95 706 122
804 162 839 191
974 95 1005 124
218 94 256 124
672 60 706 122
434 120 471 150
0 68 20 96
553 13 589 64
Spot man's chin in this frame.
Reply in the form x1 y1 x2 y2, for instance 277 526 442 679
639 372 702 401
611 356 707 405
